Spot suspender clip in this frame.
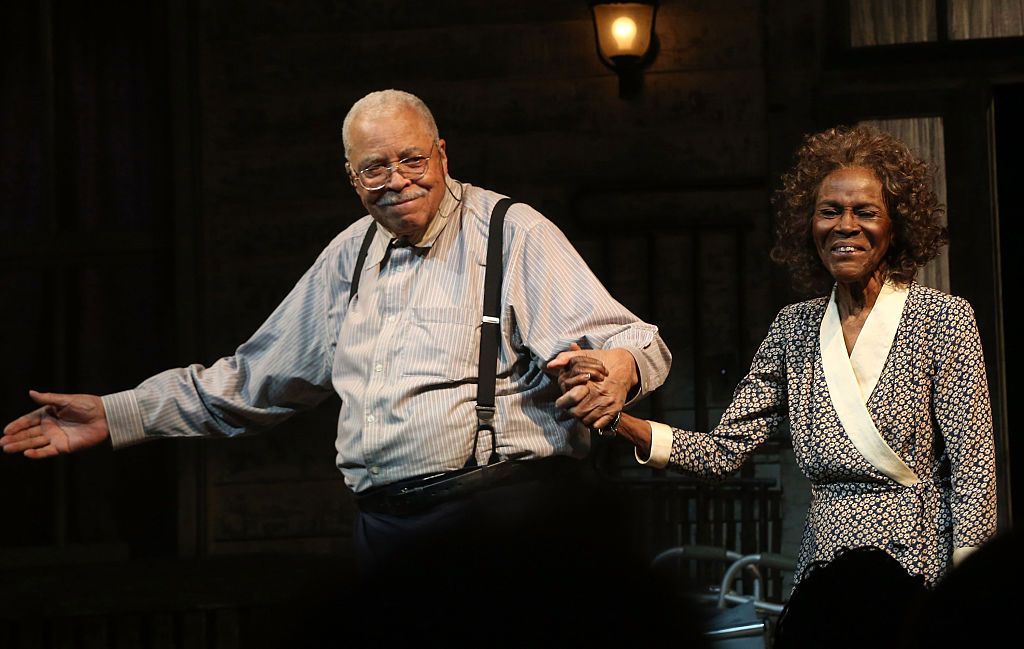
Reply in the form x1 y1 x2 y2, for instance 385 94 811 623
475 405 497 423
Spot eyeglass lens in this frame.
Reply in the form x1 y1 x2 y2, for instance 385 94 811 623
360 156 429 188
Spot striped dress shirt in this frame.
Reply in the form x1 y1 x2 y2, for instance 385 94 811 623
103 178 671 493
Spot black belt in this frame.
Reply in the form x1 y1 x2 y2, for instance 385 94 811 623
355 456 575 516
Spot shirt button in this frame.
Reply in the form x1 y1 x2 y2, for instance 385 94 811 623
366 414 376 423
370 466 380 475
387 315 396 322
374 363 383 372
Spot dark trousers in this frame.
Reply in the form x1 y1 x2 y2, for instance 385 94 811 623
345 458 649 645
295 457 690 648
352 458 593 576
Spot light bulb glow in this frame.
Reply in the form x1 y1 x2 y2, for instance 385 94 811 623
610 16 638 50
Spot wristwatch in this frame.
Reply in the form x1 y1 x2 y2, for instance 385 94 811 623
595 411 622 437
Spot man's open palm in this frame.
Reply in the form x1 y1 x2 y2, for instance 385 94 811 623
1 390 109 458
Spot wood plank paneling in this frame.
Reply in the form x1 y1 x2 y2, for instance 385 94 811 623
208 481 355 543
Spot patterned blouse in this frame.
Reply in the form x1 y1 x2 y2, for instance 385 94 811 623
664 283 997 586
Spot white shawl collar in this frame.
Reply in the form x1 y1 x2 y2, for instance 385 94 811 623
820 282 919 487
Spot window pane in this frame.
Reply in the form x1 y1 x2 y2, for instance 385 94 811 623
850 0 937 46
949 0 1024 40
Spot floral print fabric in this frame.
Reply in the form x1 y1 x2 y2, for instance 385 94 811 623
666 283 997 586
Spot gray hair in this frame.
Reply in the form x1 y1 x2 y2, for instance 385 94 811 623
342 89 439 160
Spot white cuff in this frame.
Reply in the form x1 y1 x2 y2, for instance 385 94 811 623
634 420 672 469
101 390 148 449
952 546 978 567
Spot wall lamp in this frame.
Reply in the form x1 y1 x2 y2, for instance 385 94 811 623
589 1 659 98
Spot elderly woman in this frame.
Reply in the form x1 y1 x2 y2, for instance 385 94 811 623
555 125 997 587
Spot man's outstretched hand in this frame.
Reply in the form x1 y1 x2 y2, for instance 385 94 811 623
1 390 109 458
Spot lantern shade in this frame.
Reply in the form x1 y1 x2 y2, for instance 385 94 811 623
592 3 656 61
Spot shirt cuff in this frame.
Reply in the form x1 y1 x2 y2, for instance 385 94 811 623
952 546 978 567
101 390 148 449
634 420 672 469
620 346 645 407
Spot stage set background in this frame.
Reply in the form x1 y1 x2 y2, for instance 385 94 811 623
1 1 1018 646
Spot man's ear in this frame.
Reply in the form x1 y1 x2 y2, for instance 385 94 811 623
437 138 448 177
344 162 357 188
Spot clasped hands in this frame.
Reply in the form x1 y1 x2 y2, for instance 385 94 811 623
547 343 637 432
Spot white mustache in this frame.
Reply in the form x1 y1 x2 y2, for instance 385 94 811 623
377 187 429 207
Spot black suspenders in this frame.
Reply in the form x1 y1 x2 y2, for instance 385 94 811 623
466 197 512 467
348 224 378 304
346 198 514 469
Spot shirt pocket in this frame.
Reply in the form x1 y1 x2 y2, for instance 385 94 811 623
400 306 481 381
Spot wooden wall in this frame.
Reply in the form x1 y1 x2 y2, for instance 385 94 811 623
5 1 1016 644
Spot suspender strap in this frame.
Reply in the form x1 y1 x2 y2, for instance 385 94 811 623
466 198 513 468
348 224 378 303
348 208 509 469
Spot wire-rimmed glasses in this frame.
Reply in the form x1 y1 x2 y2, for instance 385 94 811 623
349 142 437 191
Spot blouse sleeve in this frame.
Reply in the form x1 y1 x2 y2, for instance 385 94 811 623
932 298 997 549
663 307 791 480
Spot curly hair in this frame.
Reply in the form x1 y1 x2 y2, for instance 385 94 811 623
770 125 948 295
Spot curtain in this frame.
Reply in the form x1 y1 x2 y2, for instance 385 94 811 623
0 1 176 554
949 0 1024 39
849 0 937 46
849 0 1024 45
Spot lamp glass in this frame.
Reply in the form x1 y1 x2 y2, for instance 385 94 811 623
593 3 655 59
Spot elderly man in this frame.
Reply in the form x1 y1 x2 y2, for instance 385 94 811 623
2 90 670 569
